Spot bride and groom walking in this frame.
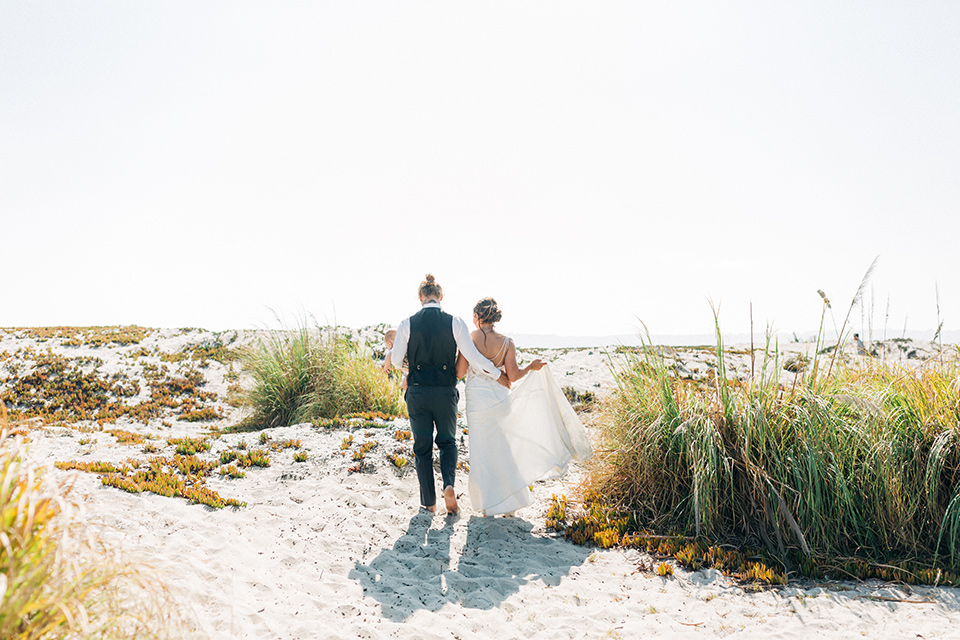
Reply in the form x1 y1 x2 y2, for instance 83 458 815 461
387 274 592 517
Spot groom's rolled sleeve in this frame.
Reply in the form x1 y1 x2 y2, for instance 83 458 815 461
452 316 502 380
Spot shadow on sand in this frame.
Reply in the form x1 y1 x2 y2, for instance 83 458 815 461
349 512 592 622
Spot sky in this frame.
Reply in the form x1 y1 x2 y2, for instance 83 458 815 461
2 2 958 343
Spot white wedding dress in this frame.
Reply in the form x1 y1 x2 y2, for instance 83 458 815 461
465 347 593 516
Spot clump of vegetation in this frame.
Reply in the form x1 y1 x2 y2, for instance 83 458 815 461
782 354 809 373
562 386 597 412
387 452 407 468
96 456 243 509
167 436 211 456
242 323 405 428
340 435 354 450
270 438 301 451
394 429 412 441
179 407 222 422
577 311 960 585
343 411 397 421
219 464 245 478
165 454 216 477
55 460 133 474
188 332 239 365
1 348 223 428
83 325 148 347
10 325 149 348
351 441 377 461
293 451 308 463
107 428 154 445
235 449 270 468
312 417 346 429
1 353 132 423
225 382 245 408
347 460 369 474
0 408 185 638
126 363 218 424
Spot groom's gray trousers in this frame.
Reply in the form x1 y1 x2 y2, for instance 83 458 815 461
404 385 458 508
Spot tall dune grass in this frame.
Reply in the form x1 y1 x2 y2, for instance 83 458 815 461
243 324 405 428
587 322 960 577
0 407 186 638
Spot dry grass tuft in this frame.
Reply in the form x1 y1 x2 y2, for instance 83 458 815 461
241 322 405 429
575 315 960 584
0 406 192 638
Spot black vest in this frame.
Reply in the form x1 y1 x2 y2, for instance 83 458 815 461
407 307 457 387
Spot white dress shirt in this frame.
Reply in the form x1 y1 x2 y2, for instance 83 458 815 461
391 302 502 381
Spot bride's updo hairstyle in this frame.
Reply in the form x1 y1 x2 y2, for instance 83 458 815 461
473 297 502 325
418 274 443 299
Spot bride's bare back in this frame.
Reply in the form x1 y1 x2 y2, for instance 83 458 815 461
473 329 510 366
455 298 543 382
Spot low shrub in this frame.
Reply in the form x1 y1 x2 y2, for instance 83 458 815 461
580 318 960 583
242 323 405 428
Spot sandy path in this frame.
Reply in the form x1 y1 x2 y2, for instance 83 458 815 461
24 420 959 640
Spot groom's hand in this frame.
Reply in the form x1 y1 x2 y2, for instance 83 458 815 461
497 371 511 389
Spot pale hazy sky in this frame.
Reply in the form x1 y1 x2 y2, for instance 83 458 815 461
2 2 958 341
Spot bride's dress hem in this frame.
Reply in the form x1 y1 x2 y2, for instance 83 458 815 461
465 364 592 517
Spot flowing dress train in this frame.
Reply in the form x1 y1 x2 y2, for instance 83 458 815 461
465 361 592 516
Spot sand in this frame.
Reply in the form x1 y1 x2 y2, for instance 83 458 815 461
3 327 959 639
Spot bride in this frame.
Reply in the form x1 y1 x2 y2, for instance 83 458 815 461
455 297 593 516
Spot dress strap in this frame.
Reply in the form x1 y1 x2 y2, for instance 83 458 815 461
492 337 511 368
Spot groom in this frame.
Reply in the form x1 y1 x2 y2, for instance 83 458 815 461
389 274 510 515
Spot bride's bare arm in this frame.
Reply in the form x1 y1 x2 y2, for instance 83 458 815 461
503 341 545 382
455 353 468 380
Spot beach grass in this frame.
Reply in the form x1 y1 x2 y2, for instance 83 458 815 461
576 318 960 584
0 407 186 638
241 323 405 428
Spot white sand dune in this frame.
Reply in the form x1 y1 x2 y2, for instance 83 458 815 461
4 327 959 639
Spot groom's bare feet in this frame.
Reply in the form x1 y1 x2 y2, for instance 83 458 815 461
422 504 436 513
443 486 459 516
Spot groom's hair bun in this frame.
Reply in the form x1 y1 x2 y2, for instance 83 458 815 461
473 297 502 325
419 274 443 299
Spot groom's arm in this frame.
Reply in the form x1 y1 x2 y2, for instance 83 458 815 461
389 319 409 372
451 317 510 387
